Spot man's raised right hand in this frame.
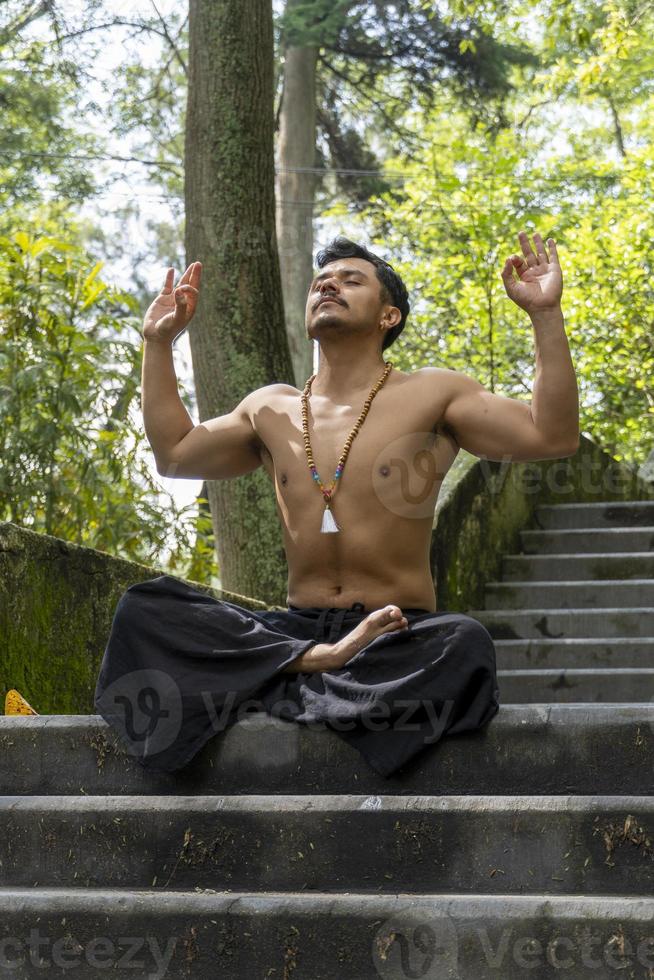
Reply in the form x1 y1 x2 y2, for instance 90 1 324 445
142 261 203 344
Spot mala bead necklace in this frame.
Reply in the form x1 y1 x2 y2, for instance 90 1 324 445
301 360 393 532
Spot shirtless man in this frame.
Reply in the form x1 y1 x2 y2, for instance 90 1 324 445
141 232 579 674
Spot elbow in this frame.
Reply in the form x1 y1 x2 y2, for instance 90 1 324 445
558 434 580 457
155 455 178 478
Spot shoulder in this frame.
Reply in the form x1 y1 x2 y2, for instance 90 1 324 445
242 383 298 458
415 365 484 401
413 365 478 397
414 365 473 385
231 383 295 425
246 382 298 406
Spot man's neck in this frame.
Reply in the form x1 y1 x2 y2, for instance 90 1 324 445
309 351 390 401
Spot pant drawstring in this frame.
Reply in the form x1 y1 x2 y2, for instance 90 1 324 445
315 608 331 643
327 608 348 644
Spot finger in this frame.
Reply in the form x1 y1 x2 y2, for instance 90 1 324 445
190 261 202 288
161 268 174 294
509 254 528 277
501 257 518 283
518 230 537 264
547 238 559 264
532 232 549 263
176 263 195 288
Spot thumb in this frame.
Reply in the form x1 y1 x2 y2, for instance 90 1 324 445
500 257 519 294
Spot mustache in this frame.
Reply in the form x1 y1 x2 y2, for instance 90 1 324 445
314 296 346 311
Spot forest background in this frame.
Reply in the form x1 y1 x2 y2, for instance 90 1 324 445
1 0 651 602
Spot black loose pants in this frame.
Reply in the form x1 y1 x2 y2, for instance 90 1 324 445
94 574 501 778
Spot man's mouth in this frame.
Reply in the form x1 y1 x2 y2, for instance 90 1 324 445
315 297 344 310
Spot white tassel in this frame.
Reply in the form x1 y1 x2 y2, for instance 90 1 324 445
321 504 340 532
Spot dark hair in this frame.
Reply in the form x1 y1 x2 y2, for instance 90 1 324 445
314 236 410 351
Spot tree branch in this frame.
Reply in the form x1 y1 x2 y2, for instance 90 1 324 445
318 54 424 152
149 0 187 76
0 0 52 47
37 19 171 47
0 148 182 175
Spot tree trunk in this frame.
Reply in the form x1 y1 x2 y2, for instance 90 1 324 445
275 0 319 389
185 0 296 606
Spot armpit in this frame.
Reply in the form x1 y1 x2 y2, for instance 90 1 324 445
436 420 460 450
256 437 275 480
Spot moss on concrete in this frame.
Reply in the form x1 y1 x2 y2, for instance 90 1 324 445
0 521 283 715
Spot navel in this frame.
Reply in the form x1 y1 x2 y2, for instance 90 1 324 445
379 465 390 477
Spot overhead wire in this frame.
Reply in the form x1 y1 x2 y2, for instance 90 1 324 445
0 149 648 187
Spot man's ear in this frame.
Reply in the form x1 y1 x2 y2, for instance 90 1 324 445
380 306 401 329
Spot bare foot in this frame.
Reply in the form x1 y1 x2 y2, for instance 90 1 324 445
317 605 408 670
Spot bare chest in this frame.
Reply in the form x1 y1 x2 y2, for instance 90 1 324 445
252 372 458 526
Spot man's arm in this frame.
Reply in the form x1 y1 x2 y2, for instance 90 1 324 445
422 306 579 462
426 232 579 463
142 337 267 480
140 262 268 481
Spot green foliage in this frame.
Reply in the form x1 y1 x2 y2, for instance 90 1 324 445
166 492 218 586
277 0 357 48
109 49 186 202
354 117 554 391
343 5 653 468
0 225 217 581
0 4 219 583
0 22 102 210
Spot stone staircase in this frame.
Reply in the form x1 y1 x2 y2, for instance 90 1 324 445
1 501 653 978
472 500 654 704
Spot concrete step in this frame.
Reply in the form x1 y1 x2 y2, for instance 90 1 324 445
0 888 653 979
534 501 654 529
497 668 654 703
501 552 654 581
494 637 654 669
1 794 653 896
484 580 654 609
520 527 654 553
472 607 654 638
1 709 652 795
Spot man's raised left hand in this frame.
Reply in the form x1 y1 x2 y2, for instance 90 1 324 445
501 230 563 314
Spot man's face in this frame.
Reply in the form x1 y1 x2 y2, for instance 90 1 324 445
305 257 386 337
